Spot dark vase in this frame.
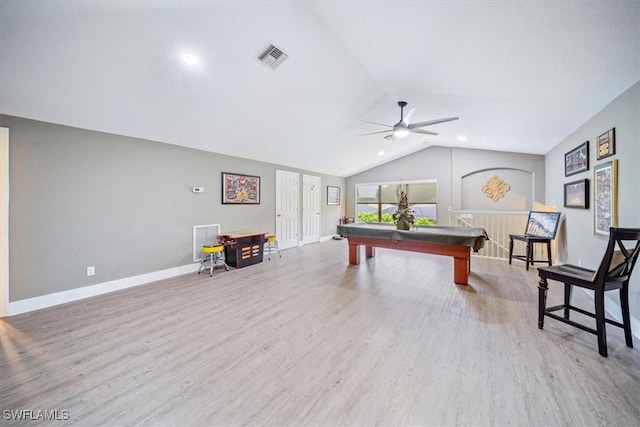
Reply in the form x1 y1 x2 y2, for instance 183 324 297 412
396 219 410 230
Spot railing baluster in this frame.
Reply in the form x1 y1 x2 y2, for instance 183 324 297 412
449 209 531 260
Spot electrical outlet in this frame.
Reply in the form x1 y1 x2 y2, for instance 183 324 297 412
87 266 95 276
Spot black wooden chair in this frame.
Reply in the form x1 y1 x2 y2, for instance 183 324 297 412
509 211 561 270
537 227 640 357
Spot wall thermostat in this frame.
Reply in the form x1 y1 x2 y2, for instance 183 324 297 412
192 187 205 193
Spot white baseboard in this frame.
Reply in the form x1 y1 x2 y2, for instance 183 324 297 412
301 235 335 245
6 263 201 317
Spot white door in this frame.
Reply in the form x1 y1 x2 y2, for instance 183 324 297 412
302 174 321 244
1 128 9 317
275 170 299 250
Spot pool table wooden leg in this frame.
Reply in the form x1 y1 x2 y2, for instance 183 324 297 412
365 245 375 259
348 243 360 265
453 256 469 286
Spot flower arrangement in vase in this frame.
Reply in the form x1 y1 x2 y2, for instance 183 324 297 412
392 184 415 230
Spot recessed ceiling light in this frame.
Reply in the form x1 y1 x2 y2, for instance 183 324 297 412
181 53 200 66
378 151 385 156
457 135 467 142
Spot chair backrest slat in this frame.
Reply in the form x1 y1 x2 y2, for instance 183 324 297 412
593 227 640 283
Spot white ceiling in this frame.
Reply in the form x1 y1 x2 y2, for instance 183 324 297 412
1 1 638 177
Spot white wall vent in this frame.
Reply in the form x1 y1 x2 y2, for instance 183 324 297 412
193 224 221 262
258 44 288 69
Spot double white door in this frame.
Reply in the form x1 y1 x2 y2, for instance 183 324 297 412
275 171 321 249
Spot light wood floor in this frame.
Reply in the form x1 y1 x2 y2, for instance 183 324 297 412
2 240 640 426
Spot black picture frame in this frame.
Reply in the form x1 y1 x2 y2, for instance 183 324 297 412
564 179 589 209
221 172 260 204
564 141 589 176
596 127 615 160
327 186 340 206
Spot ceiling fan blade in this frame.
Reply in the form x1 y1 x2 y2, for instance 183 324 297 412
362 120 393 128
410 129 439 136
360 129 393 136
403 108 416 124
408 117 459 129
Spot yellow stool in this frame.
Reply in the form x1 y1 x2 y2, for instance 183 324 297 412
264 235 281 260
198 245 229 277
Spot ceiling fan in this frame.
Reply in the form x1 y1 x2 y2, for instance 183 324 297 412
362 101 458 141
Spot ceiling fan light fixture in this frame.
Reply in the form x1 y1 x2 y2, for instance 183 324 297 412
393 128 410 138
363 101 458 141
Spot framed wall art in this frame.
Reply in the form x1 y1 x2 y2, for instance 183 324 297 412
327 186 340 205
563 179 589 209
221 172 260 204
524 211 562 239
564 141 589 176
596 127 615 160
593 160 617 238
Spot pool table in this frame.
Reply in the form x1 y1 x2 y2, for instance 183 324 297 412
336 223 489 285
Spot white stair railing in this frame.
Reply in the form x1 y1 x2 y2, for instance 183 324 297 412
448 209 541 260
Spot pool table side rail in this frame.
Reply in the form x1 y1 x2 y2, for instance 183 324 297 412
336 223 489 251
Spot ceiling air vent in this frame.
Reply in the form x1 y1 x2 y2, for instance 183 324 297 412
258 44 288 69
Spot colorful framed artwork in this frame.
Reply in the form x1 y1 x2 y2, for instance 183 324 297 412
327 186 340 205
525 211 561 239
221 172 260 204
593 160 617 238
564 179 589 209
596 127 615 160
564 141 589 176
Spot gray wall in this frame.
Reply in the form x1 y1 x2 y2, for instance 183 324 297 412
2 115 345 301
460 168 534 211
345 146 545 222
545 80 640 319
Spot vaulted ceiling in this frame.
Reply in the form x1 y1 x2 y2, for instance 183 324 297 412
1 1 638 177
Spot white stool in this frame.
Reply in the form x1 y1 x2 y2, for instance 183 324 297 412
198 245 229 276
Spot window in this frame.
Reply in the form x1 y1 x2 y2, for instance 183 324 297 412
356 181 437 225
